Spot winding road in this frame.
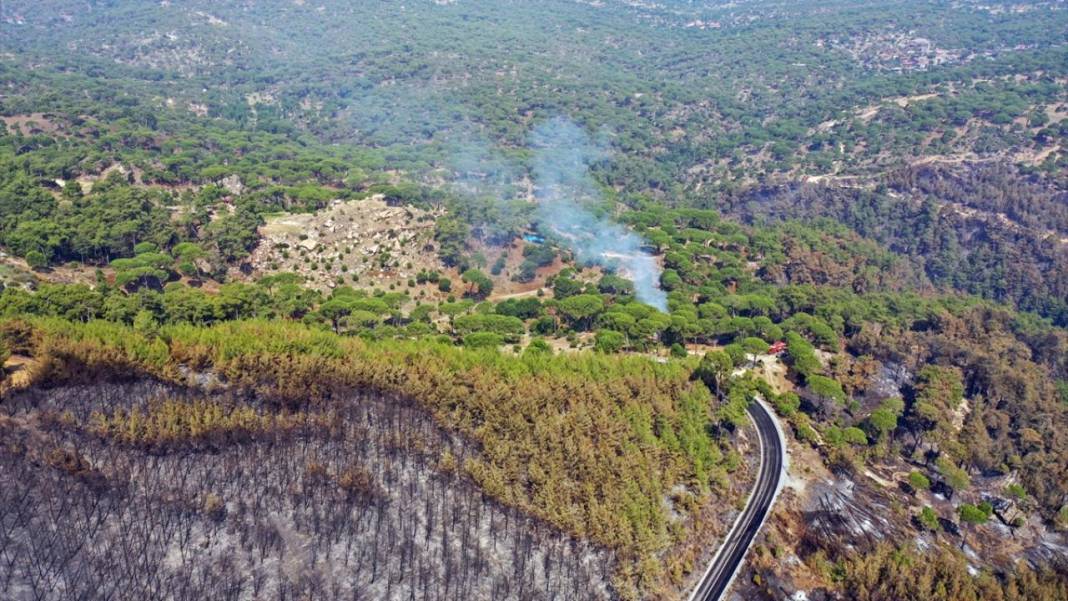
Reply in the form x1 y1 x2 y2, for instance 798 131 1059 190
688 398 786 601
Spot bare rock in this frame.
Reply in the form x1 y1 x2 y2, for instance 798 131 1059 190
220 174 245 196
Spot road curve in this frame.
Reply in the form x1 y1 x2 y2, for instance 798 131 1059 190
688 398 786 601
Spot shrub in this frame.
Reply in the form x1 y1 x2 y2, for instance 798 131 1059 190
1005 483 1027 500
25 250 48 270
908 471 931 491
524 338 552 355
774 392 800 417
462 331 503 349
958 503 989 525
917 506 940 531
595 330 626 354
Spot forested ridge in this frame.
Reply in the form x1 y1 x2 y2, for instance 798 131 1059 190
1 316 746 598
719 164 1068 325
2 198 1067 597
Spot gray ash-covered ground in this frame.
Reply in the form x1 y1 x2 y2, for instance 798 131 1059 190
0 382 612 601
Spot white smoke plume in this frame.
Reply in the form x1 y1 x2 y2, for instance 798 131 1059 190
530 117 668 312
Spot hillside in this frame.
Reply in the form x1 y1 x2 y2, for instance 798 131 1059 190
1 1 1067 600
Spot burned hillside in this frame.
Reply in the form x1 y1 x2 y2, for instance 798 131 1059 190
0 381 613 601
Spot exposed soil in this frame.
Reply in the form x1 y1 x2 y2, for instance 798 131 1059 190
0 251 109 289
1 113 64 136
246 196 449 298
246 196 572 306
469 238 569 302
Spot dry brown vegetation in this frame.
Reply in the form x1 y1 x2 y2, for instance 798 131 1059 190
0 317 747 599
247 196 445 294
2 381 614 601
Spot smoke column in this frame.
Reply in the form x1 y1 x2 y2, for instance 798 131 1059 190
530 118 669 312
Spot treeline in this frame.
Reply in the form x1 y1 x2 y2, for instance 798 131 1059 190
5 193 1066 532
6 193 1066 531
0 263 979 359
0 59 389 189
0 172 178 267
1 316 743 597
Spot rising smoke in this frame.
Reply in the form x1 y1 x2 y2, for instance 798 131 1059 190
530 118 669 312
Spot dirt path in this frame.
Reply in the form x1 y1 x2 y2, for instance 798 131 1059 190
491 288 542 302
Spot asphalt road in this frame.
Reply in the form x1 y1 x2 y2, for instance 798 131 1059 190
688 399 785 601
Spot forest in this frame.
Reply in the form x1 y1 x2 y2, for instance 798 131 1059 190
2 0 1068 599
1 316 744 598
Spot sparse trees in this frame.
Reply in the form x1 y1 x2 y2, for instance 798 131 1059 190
461 269 494 300
905 365 965 457
936 457 971 492
865 397 904 444
434 216 469 267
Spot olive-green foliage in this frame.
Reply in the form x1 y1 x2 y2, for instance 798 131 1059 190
936 457 972 492
807 375 846 405
908 471 931 491
1056 380 1068 406
557 294 605 331
958 503 991 525
739 337 769 355
454 314 525 343
594 330 626 354
495 297 542 320
784 332 821 379
524 338 552 355
917 506 941 531
774 392 800 417
824 425 868 447
841 543 1068 601
865 397 904 441
1005 483 1027 501
461 269 494 300
463 331 504 349
12 315 734 594
694 351 734 397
